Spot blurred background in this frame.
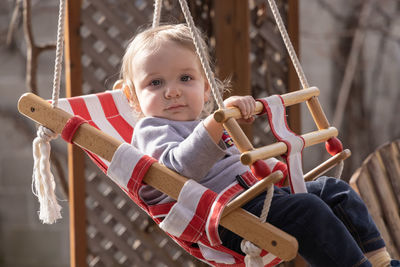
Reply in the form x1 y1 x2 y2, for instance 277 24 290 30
0 0 399 266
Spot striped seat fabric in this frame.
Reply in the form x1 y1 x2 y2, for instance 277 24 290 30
56 90 282 267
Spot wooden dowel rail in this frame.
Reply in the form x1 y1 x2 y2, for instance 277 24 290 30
222 118 254 152
214 86 320 123
17 92 298 261
306 96 331 130
241 127 339 165
222 171 283 218
304 149 351 181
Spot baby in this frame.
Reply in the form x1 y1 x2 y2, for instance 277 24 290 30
119 23 398 267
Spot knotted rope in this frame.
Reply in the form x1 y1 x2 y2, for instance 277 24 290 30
32 0 65 224
240 240 264 267
33 126 61 224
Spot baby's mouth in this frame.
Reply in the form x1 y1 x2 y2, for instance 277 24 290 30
165 104 187 110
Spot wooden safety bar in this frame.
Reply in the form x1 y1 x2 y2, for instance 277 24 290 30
18 92 298 261
222 171 283 218
214 86 349 183
240 127 339 165
304 149 351 181
214 86 320 123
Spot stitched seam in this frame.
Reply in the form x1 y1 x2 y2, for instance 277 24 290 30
335 204 365 251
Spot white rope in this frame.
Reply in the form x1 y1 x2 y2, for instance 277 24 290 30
266 0 309 89
32 126 61 224
152 0 162 28
333 160 344 179
32 0 65 224
51 0 65 108
177 0 225 109
259 184 274 222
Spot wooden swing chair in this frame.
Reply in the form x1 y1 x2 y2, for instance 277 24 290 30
18 0 351 266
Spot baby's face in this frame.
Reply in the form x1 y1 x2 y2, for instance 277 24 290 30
131 41 209 121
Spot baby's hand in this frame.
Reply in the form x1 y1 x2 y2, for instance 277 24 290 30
224 95 256 124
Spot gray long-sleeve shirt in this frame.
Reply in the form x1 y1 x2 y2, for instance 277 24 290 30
132 117 250 205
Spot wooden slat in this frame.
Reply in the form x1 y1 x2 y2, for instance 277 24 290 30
350 140 400 259
351 166 397 257
379 141 400 205
367 152 400 252
64 1 87 267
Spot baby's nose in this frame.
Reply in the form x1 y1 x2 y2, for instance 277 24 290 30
165 87 181 98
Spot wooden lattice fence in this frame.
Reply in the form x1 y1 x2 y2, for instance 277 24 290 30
249 0 293 148
76 0 294 266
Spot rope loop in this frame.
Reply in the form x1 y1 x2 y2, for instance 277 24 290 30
36 125 58 142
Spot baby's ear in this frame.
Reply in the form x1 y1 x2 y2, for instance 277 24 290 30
113 79 124 90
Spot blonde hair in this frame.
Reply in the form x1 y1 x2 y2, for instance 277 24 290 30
118 23 227 117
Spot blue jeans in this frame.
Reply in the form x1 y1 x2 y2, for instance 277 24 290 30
219 177 386 267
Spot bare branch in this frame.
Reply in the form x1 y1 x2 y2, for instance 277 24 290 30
22 0 37 94
21 0 58 94
314 0 349 22
332 0 373 130
38 43 57 53
7 0 22 47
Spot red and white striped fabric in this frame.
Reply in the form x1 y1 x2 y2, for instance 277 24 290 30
56 90 283 266
259 95 307 193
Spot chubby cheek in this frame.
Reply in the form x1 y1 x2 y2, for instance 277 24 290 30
138 93 163 116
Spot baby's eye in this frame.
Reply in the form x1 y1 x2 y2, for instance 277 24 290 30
181 75 192 82
150 79 162 86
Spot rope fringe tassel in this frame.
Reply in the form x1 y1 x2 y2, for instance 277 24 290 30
32 126 62 224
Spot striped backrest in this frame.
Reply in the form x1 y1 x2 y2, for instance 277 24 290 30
56 90 138 170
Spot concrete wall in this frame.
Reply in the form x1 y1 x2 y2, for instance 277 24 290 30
299 0 400 172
